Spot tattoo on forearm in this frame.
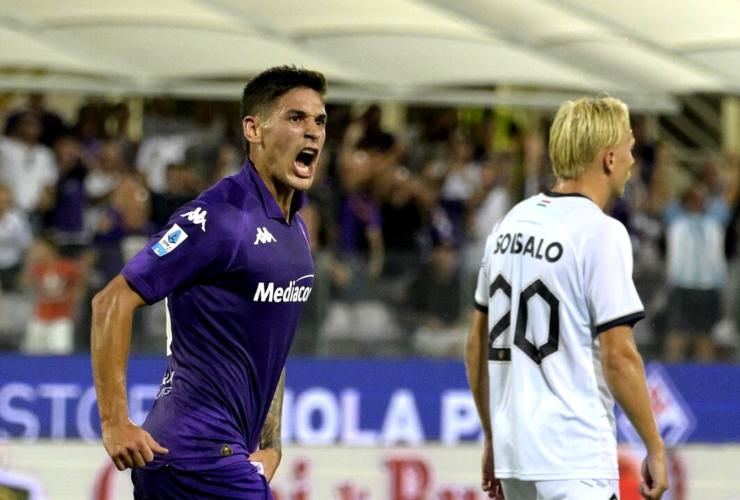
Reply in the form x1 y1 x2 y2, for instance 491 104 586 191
260 369 285 456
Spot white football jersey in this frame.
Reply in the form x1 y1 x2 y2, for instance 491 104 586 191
474 192 644 480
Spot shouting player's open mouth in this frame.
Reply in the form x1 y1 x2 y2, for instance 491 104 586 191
293 147 318 179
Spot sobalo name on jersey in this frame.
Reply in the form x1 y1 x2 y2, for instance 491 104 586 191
253 280 312 303
493 232 563 263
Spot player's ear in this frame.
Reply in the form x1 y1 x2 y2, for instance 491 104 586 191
243 115 262 146
602 151 614 175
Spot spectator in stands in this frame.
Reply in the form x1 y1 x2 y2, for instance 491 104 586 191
341 104 385 152
649 142 692 211
82 174 152 353
150 163 199 228
463 155 513 293
521 127 552 198
136 99 203 194
357 132 434 283
209 143 242 185
663 181 732 362
21 237 84 354
0 111 58 218
404 236 465 357
379 166 435 282
92 174 153 285
73 103 106 157
293 203 350 355
433 131 482 247
0 183 33 292
466 155 513 251
45 134 91 251
336 146 384 286
85 139 128 206
632 116 657 187
105 102 137 165
4 93 67 148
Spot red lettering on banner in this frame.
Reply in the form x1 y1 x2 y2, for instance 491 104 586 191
337 482 371 500
291 457 311 500
438 487 479 500
385 457 431 500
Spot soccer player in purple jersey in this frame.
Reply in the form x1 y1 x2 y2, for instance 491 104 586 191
91 66 327 498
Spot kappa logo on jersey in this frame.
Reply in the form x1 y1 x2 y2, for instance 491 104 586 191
181 207 207 232
151 224 189 257
253 274 313 303
254 226 276 245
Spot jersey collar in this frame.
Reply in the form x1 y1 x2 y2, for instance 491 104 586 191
238 160 308 223
543 190 592 201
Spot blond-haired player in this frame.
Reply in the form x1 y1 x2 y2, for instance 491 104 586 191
467 97 668 500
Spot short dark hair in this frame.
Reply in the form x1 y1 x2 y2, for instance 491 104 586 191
240 65 327 120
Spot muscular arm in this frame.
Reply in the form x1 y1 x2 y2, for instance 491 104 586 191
251 368 285 482
91 274 167 470
600 325 668 499
466 309 503 499
466 309 491 440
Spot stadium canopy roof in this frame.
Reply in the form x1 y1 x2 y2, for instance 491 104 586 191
1 0 739 112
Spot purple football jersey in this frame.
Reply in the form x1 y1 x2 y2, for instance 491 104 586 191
122 161 313 470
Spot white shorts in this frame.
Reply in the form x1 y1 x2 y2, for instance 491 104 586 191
501 478 619 500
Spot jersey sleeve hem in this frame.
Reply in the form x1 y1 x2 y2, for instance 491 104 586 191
474 301 488 313
594 311 646 335
121 269 158 305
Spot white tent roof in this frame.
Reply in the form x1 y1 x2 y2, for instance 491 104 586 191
1 0 739 112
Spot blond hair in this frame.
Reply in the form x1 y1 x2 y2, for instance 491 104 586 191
549 97 630 179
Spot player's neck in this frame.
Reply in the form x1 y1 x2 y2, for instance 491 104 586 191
250 158 294 222
551 174 611 211
265 182 294 222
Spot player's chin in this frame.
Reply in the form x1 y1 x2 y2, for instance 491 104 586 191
287 174 314 192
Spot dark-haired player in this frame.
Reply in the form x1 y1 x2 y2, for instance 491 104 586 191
92 66 327 498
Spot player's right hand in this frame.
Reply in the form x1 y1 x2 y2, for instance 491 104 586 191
481 439 504 499
102 418 169 471
640 451 668 499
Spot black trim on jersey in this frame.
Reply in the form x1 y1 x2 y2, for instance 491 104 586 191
488 348 511 362
544 190 592 201
595 311 646 336
474 301 488 313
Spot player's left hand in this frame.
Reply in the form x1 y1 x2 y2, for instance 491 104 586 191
640 452 668 499
482 439 504 499
249 448 281 482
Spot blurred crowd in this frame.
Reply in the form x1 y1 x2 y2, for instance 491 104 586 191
0 94 738 362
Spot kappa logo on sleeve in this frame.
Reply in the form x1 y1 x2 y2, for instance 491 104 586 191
151 224 189 257
181 207 207 232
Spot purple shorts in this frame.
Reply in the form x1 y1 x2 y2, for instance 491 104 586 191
131 462 273 499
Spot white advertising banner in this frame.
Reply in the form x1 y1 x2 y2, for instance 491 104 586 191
1 442 738 499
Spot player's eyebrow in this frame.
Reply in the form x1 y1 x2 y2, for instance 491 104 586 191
285 109 327 121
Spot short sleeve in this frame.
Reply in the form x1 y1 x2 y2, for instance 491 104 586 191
583 218 645 334
473 229 497 312
121 201 238 304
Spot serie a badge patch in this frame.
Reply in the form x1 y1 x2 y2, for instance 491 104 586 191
151 224 189 257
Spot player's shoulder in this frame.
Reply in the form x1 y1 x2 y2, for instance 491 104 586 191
495 194 539 225
171 192 247 238
575 213 631 259
598 213 630 241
